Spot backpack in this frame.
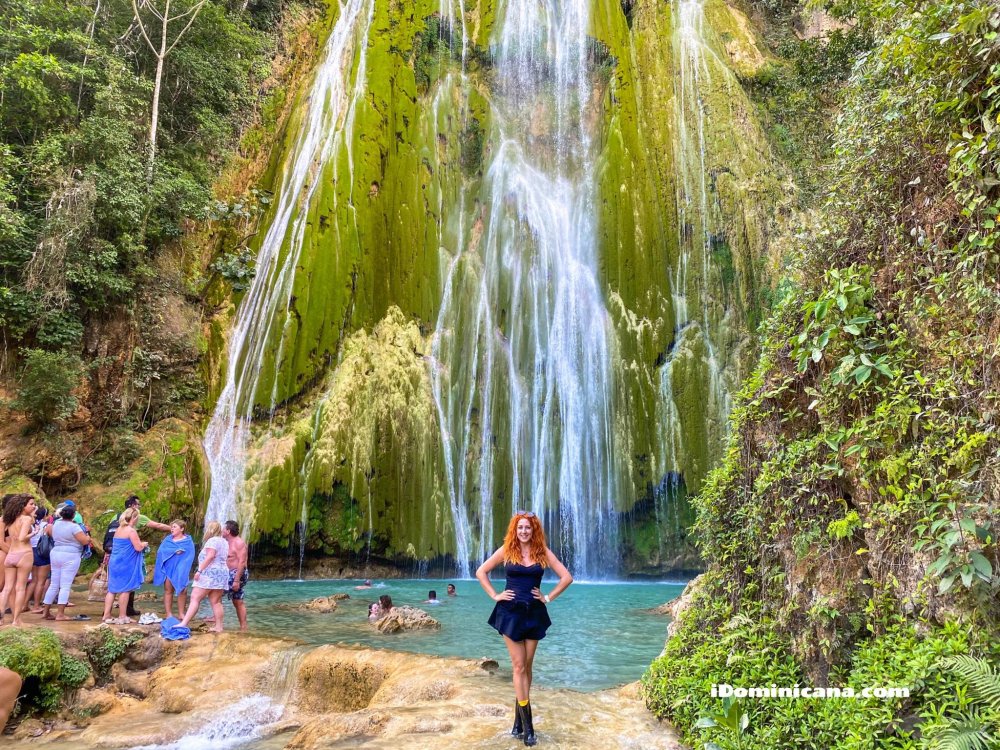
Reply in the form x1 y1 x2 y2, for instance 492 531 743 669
102 518 120 553
36 525 54 556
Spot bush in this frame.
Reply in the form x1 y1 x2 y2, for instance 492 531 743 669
0 627 91 715
11 348 82 426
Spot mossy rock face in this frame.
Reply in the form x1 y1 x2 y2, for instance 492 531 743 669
0 628 62 682
0 627 90 715
75 418 208 539
0 474 47 506
215 0 783 571
243 306 452 560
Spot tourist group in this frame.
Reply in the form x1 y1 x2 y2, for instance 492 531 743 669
0 493 249 633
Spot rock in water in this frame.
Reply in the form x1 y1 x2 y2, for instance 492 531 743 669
302 596 339 613
373 606 439 633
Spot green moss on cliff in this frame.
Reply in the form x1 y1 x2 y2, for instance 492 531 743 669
243 307 450 559
0 628 90 715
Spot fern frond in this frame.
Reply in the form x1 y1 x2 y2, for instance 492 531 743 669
942 656 1000 713
926 712 993 750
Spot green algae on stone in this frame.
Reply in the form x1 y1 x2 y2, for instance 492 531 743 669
242 307 451 560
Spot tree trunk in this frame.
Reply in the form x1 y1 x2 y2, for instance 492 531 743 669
146 0 170 183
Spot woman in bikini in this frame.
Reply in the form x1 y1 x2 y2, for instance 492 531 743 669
476 511 573 747
0 494 38 627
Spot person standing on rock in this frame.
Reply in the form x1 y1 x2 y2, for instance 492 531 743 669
476 511 573 747
0 494 38 627
108 496 170 619
40 504 92 621
222 520 249 631
102 508 150 624
177 521 229 633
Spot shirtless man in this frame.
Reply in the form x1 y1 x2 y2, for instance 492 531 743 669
222 520 249 631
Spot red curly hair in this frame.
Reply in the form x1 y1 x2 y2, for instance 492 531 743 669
502 513 548 567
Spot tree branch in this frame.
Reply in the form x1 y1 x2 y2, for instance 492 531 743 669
131 0 159 56
164 0 207 56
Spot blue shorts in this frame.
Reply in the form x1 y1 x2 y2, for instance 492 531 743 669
227 569 249 601
33 548 50 567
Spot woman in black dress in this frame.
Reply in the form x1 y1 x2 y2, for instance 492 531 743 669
475 511 573 746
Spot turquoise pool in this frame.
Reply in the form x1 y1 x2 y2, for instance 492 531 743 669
198 577 686 691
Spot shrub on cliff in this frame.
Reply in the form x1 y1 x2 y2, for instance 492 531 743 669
11 348 82 427
645 0 1000 746
0 628 90 715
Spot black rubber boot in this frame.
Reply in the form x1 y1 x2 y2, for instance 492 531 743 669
521 701 537 747
511 701 524 739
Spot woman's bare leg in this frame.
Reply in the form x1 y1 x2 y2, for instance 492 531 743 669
0 568 17 625
178 588 207 628
164 580 174 618
30 564 49 612
208 590 224 632
102 591 116 621
10 559 32 626
523 639 539 700
503 635 529 702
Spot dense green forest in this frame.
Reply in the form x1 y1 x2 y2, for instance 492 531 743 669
644 0 1000 748
0 0 295 430
0 0 324 517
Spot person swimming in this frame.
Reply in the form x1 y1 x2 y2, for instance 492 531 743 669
423 590 441 604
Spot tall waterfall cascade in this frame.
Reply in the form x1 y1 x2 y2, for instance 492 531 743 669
202 0 780 576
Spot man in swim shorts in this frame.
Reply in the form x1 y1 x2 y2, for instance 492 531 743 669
222 520 249 631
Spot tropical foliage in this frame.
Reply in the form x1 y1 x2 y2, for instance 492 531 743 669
645 0 1000 746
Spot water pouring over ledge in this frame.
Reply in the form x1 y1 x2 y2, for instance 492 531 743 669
195 0 777 578
203 0 376 530
430 0 629 579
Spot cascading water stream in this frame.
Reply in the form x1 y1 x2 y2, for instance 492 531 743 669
656 0 735 497
203 0 376 529
430 0 624 577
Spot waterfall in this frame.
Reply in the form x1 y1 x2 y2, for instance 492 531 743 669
655 0 735 496
203 0 376 529
430 0 623 578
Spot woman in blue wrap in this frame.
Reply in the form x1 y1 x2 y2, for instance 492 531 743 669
153 519 195 619
476 512 573 747
101 508 149 624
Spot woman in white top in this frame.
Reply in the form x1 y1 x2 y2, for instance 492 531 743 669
40 505 92 621
177 521 229 633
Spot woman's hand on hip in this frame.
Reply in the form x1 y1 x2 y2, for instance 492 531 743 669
492 589 514 602
531 587 547 604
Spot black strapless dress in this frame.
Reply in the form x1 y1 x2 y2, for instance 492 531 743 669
487 562 552 641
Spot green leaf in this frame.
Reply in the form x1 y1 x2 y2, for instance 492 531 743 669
970 552 993 580
843 324 861 335
938 575 957 594
960 566 974 588
837 294 848 310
